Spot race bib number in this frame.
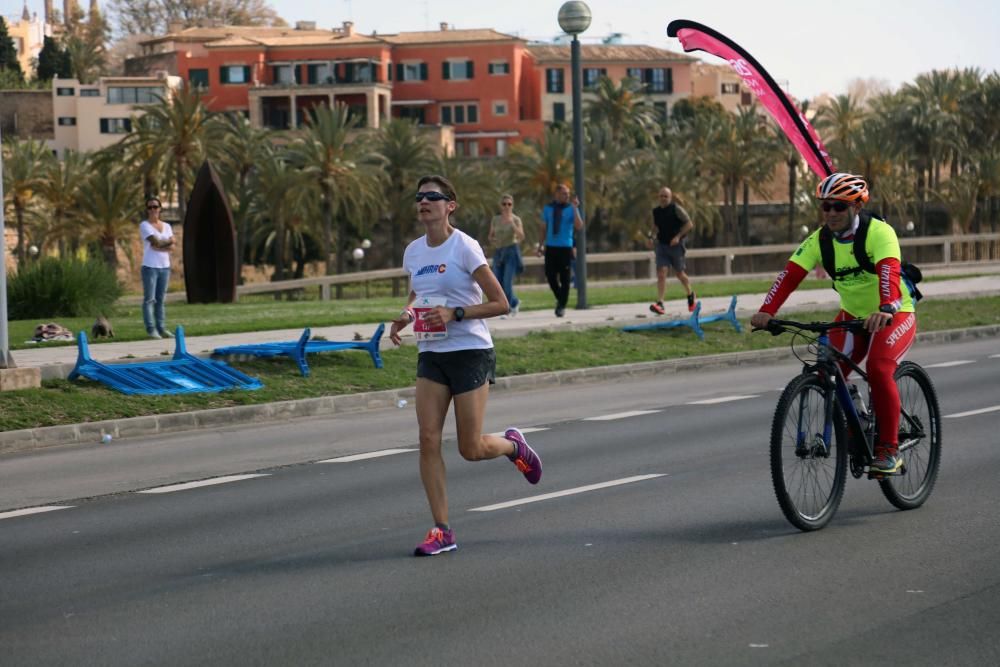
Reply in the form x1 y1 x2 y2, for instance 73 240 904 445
413 296 448 341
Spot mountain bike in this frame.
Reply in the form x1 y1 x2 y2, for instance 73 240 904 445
760 318 942 531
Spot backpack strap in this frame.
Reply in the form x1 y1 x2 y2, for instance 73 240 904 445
818 210 876 281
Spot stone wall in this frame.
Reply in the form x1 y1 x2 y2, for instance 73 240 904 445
0 90 54 140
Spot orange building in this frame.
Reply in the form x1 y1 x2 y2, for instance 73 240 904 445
129 22 704 156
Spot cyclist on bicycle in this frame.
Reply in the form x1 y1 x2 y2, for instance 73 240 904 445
750 173 917 475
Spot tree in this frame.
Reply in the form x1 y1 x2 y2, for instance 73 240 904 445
36 36 73 81
0 17 24 83
504 126 574 214
62 5 110 83
215 113 272 282
76 162 142 268
2 138 53 263
284 104 385 278
373 119 434 271
108 0 285 36
122 85 218 222
34 150 92 256
585 76 659 146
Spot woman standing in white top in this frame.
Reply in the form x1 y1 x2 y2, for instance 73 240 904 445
139 197 175 339
389 174 543 557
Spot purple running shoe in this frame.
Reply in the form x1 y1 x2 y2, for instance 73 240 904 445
414 527 457 557
505 427 543 484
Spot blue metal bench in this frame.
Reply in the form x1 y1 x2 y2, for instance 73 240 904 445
622 295 742 340
68 326 263 395
212 323 385 377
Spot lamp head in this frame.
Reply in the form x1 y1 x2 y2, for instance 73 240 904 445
558 1 592 35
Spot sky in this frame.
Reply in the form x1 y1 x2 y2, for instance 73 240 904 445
268 0 999 100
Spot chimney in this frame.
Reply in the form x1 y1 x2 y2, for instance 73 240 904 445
167 21 184 34
440 22 449 31
342 20 355 37
295 20 316 31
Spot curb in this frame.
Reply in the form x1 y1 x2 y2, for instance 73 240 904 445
3 323 998 455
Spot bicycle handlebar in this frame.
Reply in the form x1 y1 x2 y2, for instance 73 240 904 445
758 318 867 336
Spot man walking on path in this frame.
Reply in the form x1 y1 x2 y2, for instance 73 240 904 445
648 187 695 315
538 184 584 317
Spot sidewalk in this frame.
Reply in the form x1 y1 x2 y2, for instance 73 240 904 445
10 273 1000 380
2 273 999 453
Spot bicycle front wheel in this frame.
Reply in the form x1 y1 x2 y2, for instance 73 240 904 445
770 373 848 531
879 361 942 509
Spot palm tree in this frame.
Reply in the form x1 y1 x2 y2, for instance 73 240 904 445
373 119 434 269
585 76 659 146
2 137 53 263
248 145 314 285
34 149 91 256
285 104 385 278
122 86 218 222
814 93 866 167
426 152 498 243
76 163 143 268
504 126 574 213
215 113 273 281
582 121 634 250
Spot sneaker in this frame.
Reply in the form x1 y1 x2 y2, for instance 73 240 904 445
148 331 162 340
870 448 903 475
505 427 542 484
413 526 457 557
555 305 565 318
158 329 174 339
687 292 696 313
510 302 519 317
649 301 665 315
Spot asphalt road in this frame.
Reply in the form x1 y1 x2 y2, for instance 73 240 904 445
1 337 998 666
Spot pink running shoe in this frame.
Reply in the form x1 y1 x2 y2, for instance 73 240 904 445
413 527 457 557
505 427 543 484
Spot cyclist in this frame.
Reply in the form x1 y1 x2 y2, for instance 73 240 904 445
750 173 917 475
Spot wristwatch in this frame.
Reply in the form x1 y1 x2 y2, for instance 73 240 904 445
454 306 465 322
879 304 898 315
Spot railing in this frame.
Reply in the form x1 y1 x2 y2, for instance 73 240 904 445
132 233 998 304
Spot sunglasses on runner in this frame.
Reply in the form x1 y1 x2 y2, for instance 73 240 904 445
821 201 850 212
415 191 451 202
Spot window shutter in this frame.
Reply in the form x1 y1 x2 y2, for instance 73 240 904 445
99 118 108 133
666 68 673 94
644 68 653 85
396 63 403 81
420 63 428 80
441 106 452 124
387 62 392 80
294 65 301 84
442 62 450 80
243 66 252 83
467 61 474 79
220 66 229 84
468 105 478 123
125 119 133 132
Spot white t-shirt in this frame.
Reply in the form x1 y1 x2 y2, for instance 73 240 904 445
139 220 173 269
403 229 493 353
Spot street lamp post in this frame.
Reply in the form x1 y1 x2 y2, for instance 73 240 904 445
0 124 14 369
558 1 591 310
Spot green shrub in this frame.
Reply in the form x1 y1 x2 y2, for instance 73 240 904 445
6 258 122 319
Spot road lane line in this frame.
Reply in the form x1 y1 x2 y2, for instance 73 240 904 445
944 405 1000 419
319 448 417 463
468 474 666 512
688 395 759 405
0 506 74 521
488 427 550 437
924 360 975 368
584 410 661 421
990 354 1000 359
137 474 270 494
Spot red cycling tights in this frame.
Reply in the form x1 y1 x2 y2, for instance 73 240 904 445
829 310 917 450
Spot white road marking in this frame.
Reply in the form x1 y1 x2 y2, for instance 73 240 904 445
137 474 269 494
944 405 1000 419
319 448 417 463
0 506 74 521
990 354 1000 359
468 474 666 512
488 427 549 437
923 360 975 368
584 410 661 421
688 395 759 405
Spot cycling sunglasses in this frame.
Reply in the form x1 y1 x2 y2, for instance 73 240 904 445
821 201 850 212
415 191 451 202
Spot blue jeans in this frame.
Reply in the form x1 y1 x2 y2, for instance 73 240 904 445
141 266 171 334
492 245 522 309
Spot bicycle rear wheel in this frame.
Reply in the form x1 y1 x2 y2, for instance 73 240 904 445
879 361 942 509
770 373 848 531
